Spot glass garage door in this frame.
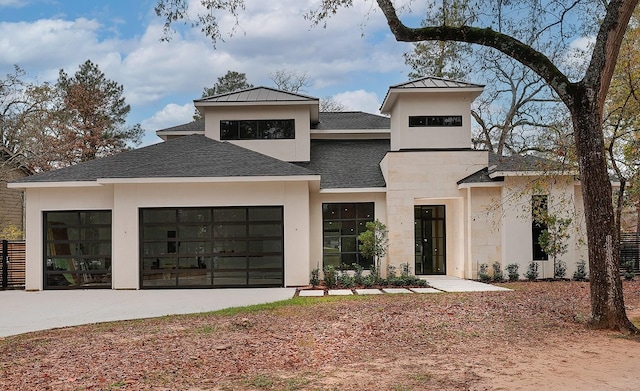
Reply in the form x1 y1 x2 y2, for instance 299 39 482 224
140 206 284 288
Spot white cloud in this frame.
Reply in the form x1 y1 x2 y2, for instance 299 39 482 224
141 103 195 132
332 89 381 114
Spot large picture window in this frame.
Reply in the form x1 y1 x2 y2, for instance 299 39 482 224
220 119 295 140
409 115 462 127
322 203 374 269
140 206 284 288
44 210 112 289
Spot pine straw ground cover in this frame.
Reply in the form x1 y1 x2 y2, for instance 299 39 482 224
1 282 639 391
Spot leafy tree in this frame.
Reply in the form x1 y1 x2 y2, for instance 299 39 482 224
358 219 388 278
538 214 572 279
403 0 474 81
55 60 143 166
154 0 640 333
194 70 253 120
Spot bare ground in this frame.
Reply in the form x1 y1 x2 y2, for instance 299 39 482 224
1 281 639 391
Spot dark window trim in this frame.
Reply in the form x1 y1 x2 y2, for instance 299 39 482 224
220 119 295 140
322 202 374 269
409 115 463 127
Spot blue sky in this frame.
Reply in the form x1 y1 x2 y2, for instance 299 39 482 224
0 0 421 146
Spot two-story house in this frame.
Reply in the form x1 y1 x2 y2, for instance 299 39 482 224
10 77 587 290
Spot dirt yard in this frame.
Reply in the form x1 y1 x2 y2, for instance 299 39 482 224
1 281 639 391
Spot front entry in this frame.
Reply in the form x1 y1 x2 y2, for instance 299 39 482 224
414 205 446 274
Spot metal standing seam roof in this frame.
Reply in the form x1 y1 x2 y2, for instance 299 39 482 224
12 135 316 184
389 76 485 89
195 87 319 103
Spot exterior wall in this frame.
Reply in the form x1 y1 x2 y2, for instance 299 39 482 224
388 92 475 151
203 105 311 162
309 191 387 274
0 164 28 237
24 186 114 290
23 180 312 290
500 176 587 279
382 150 488 277
467 186 503 279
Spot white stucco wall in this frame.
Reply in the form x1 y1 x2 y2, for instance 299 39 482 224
500 176 587 279
203 105 311 162
23 180 313 290
388 93 475 151
467 186 503 278
382 150 488 277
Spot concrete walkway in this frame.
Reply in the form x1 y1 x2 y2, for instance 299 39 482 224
298 275 510 296
0 288 295 337
424 275 511 292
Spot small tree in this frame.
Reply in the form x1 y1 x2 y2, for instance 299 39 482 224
538 214 572 280
358 219 388 279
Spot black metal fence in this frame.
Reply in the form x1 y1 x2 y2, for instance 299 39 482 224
0 240 25 289
620 232 640 272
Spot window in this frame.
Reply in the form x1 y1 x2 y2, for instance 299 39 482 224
220 119 295 140
44 210 112 289
322 203 374 269
409 115 463 127
140 206 284 288
532 195 549 261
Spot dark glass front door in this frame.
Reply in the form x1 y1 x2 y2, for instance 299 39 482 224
414 206 446 274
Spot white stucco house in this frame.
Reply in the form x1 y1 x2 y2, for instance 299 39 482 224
10 77 587 290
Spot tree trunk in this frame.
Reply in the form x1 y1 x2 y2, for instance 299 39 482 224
570 87 637 333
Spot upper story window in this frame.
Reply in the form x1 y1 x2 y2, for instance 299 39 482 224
409 115 463 127
220 119 295 140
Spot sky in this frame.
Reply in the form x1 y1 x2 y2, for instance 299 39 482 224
0 0 425 146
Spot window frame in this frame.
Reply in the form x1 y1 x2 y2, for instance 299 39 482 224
220 119 295 140
531 195 549 261
322 202 374 269
408 115 463 127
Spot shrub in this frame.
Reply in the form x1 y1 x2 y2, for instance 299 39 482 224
337 270 355 288
478 263 491 282
387 265 397 279
524 261 539 281
310 268 320 287
491 262 504 282
323 265 337 288
353 264 364 285
506 263 519 281
400 262 411 277
572 260 588 281
554 259 567 279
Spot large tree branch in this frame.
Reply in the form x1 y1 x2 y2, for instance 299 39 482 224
375 0 574 104
586 0 639 113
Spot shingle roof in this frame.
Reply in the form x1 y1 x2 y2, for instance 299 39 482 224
196 87 318 103
157 120 205 133
488 152 568 173
457 152 573 185
314 112 390 130
14 135 315 183
156 112 390 134
296 140 389 189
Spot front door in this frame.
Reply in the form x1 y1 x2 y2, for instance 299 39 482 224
414 206 446 274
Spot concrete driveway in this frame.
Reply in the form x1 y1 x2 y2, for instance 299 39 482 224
0 288 296 337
